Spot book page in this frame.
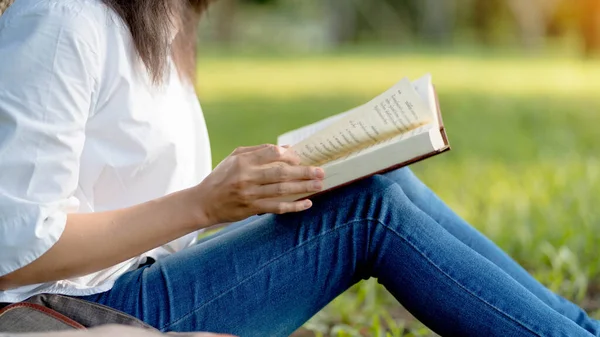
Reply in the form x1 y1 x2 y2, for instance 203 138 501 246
277 107 357 146
322 124 433 170
278 74 436 146
291 78 433 166
412 73 438 127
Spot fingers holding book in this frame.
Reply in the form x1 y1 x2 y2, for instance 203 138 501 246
192 144 325 225
246 143 301 166
257 163 324 184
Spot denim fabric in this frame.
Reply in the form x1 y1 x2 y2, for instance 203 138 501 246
80 168 600 337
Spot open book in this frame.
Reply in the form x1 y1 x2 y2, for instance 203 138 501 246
277 74 450 201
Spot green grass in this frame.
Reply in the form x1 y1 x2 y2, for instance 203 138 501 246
196 51 600 336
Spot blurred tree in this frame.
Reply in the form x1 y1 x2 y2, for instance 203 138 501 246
353 0 414 43
580 0 600 57
325 0 359 44
210 0 277 46
470 0 505 45
324 0 423 45
507 0 560 50
418 0 456 44
212 0 238 45
388 0 420 34
242 0 276 4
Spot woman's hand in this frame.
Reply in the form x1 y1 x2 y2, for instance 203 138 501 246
192 144 325 226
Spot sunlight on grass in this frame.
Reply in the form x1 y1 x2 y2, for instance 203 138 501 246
197 54 600 101
197 52 600 336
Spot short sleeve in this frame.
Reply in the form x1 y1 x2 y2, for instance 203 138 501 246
0 4 101 277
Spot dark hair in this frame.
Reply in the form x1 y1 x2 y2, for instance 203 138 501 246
0 0 14 16
101 0 211 84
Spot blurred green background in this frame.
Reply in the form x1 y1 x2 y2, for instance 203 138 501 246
195 0 600 336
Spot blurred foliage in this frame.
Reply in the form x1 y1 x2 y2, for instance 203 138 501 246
200 0 600 56
196 49 600 336
242 0 276 5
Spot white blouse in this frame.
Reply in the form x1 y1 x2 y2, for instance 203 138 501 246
0 0 212 302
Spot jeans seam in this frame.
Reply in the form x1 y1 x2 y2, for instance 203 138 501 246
379 221 543 337
160 218 381 331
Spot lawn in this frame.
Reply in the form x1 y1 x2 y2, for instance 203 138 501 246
196 51 600 336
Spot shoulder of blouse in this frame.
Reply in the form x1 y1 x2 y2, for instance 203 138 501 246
0 0 121 52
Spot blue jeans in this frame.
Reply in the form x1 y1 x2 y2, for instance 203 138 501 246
80 168 599 336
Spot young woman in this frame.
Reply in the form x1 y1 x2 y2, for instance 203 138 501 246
0 0 598 336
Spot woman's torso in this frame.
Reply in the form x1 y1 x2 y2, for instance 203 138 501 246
0 0 212 302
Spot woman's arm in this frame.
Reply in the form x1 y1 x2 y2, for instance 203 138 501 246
0 145 324 290
0 189 202 290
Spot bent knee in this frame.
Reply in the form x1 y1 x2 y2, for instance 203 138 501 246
312 174 411 214
328 174 399 201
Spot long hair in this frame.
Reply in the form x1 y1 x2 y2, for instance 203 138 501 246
101 0 212 84
0 0 14 15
